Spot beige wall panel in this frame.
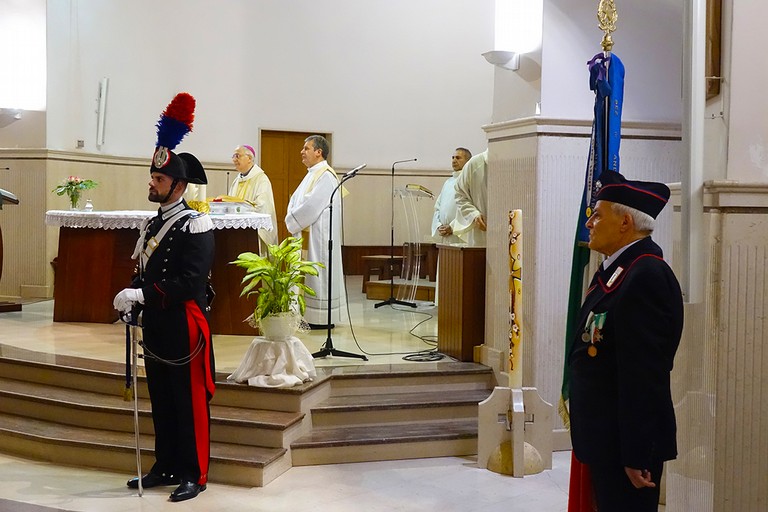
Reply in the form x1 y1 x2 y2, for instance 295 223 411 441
0 150 450 298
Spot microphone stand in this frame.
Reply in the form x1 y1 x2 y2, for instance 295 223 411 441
312 169 368 361
375 159 417 309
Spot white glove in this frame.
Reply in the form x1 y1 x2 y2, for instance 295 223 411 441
113 288 144 313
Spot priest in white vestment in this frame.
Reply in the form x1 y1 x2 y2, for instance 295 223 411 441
229 144 279 253
432 147 471 244
285 135 346 328
451 149 488 246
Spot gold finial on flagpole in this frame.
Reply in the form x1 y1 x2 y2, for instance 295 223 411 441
597 0 618 52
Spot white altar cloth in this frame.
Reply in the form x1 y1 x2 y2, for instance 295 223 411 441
227 336 316 388
45 210 272 231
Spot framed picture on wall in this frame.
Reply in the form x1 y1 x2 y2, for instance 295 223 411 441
706 0 722 100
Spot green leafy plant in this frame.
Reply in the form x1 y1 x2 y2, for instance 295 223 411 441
230 236 323 320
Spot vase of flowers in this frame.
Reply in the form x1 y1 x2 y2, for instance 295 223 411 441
53 176 98 210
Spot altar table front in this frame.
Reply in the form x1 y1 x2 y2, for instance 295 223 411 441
45 210 272 334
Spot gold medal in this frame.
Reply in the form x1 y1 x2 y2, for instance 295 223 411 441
588 345 598 357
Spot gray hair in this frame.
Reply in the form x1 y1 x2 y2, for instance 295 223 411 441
455 147 472 159
305 135 329 159
611 202 655 232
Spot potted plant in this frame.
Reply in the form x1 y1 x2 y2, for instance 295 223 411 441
230 236 323 339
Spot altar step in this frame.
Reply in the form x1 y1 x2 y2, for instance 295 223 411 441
0 412 288 487
290 363 494 466
0 351 495 486
0 354 313 487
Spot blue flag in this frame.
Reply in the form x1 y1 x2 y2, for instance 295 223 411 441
576 53 625 244
561 52 625 422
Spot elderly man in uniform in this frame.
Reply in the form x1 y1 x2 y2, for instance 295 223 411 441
432 147 471 244
567 170 683 512
228 144 278 252
285 134 345 329
113 93 215 503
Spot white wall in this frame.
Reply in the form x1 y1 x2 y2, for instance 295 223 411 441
0 111 45 147
46 0 496 170
0 0 46 111
727 0 768 181
490 49 542 123
540 0 683 123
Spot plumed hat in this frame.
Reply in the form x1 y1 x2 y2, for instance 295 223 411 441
150 93 207 185
595 170 670 219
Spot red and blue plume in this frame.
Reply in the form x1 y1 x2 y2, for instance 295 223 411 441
155 92 195 150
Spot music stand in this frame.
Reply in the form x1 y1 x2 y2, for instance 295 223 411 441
375 159 418 309
312 169 368 361
393 184 434 305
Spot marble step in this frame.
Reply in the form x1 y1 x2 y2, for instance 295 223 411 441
290 419 478 466
0 411 288 487
0 354 134 396
311 389 492 427
0 349 327 414
327 361 494 396
0 376 304 448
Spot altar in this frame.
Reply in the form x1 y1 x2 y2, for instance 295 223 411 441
45 210 272 335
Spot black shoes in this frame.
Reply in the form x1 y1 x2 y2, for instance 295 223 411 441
126 472 178 489
126 472 205 501
169 481 206 502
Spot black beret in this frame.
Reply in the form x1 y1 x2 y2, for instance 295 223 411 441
596 170 670 219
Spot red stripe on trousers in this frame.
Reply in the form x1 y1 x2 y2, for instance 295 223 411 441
185 300 215 485
568 452 596 512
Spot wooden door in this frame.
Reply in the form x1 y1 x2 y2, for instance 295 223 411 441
260 130 330 243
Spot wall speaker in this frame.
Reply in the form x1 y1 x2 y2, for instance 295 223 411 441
96 78 109 147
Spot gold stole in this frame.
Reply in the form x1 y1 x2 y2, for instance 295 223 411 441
300 164 348 251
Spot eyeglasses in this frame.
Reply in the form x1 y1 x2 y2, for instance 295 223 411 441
232 153 249 160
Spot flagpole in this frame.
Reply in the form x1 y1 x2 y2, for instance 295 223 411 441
598 0 617 176
565 3 620 512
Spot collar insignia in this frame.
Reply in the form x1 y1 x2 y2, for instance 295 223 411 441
606 266 624 287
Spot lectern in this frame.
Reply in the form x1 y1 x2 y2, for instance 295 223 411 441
0 188 22 313
436 245 486 361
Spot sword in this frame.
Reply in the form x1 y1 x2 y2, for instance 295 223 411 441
121 309 144 497
130 321 143 497
123 324 133 401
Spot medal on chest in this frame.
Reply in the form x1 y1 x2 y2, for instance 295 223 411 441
582 311 607 357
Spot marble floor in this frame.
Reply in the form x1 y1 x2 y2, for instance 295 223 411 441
0 277 443 371
0 276 572 511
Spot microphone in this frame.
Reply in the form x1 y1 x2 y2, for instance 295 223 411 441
392 158 417 168
344 164 366 178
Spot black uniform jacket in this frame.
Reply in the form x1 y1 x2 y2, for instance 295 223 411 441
132 200 215 364
568 236 683 470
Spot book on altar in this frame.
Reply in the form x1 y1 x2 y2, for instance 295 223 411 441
208 196 257 214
